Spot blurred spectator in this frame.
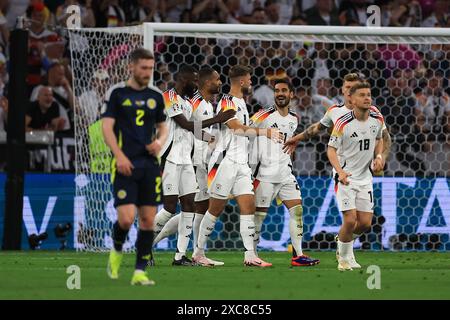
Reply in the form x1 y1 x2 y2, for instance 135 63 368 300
239 0 266 23
277 0 296 25
220 0 241 24
161 0 191 22
26 86 67 132
377 44 422 77
265 0 282 24
31 62 74 131
0 95 7 132
0 52 7 96
294 85 329 175
388 0 422 27
414 73 450 151
304 0 340 26
78 69 110 125
339 0 370 26
191 0 228 23
56 0 96 28
379 74 427 175
421 0 449 27
95 0 126 27
293 86 328 127
26 2 64 94
251 7 267 24
130 0 162 23
5 0 28 28
0 0 9 53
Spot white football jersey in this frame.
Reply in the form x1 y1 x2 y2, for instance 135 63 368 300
320 102 348 128
321 103 387 131
328 109 384 185
160 88 194 165
190 91 214 166
250 106 298 183
213 94 250 164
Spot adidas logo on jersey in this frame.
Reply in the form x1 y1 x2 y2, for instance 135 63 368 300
122 99 132 107
203 110 209 115
272 123 278 128
350 132 358 138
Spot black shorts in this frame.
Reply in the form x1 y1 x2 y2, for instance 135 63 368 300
112 167 162 208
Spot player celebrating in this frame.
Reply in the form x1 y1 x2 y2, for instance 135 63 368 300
284 73 391 268
192 65 283 267
102 48 168 286
155 66 235 266
327 82 384 271
250 79 320 267
152 66 225 266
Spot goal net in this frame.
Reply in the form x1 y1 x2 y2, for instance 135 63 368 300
70 24 450 252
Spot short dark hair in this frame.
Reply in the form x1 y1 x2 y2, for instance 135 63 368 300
349 81 371 95
129 48 154 63
176 65 198 81
199 66 217 86
343 73 363 83
273 78 294 92
229 65 251 79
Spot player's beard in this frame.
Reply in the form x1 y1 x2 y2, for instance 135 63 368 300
242 85 252 96
134 75 150 88
275 96 290 108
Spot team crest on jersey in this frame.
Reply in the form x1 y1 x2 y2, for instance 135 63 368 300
342 199 350 207
289 122 296 131
117 190 127 199
370 125 378 136
216 184 222 191
166 184 173 192
147 98 157 110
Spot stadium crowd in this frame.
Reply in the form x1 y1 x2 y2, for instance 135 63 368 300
0 0 448 175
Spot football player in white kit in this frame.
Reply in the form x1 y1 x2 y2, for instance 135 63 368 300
327 82 384 271
192 65 283 267
284 73 392 268
152 67 226 266
250 78 320 267
155 66 235 266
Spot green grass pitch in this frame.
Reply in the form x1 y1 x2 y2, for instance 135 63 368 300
1 251 449 300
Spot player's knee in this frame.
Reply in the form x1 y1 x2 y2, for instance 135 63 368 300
164 203 177 215
139 216 154 229
289 205 303 218
118 218 134 230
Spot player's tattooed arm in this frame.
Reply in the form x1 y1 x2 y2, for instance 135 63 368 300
381 128 392 162
283 122 328 154
372 137 384 172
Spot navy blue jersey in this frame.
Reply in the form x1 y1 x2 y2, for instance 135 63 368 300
102 82 166 168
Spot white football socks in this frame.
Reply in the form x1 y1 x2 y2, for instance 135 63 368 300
193 213 204 250
153 214 179 245
338 240 353 260
240 214 257 260
253 211 267 252
154 208 175 235
289 205 304 256
175 211 194 260
193 211 217 257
